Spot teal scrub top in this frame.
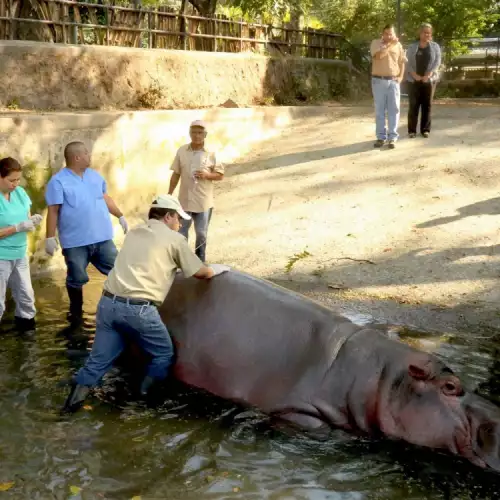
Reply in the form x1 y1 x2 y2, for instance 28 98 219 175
0 186 32 261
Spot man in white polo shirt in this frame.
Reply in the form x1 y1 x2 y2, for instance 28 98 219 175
61 194 229 414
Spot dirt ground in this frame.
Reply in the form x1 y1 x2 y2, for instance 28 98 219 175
203 98 500 335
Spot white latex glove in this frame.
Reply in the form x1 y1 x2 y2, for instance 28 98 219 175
119 216 128 234
15 219 35 233
30 214 43 227
210 264 231 276
45 237 59 256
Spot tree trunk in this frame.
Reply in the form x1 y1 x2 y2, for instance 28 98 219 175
179 0 187 49
188 0 217 17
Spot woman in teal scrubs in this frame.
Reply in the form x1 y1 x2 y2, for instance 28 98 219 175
0 157 43 331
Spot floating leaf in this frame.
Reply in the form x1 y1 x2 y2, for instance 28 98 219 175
233 487 240 492
70 485 82 495
131 496 142 500
83 405 93 411
0 482 15 491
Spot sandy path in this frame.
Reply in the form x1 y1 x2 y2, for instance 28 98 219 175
201 100 500 331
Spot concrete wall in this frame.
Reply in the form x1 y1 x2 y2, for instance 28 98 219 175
0 105 323 274
0 41 365 111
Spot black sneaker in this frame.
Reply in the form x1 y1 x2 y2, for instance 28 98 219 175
388 140 396 149
422 132 429 138
374 139 385 148
409 133 416 138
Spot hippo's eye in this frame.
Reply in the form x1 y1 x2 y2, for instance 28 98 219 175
442 380 463 396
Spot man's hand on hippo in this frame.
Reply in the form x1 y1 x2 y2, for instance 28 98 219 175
210 264 230 276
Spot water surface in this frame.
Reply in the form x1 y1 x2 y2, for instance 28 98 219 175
1 270 499 499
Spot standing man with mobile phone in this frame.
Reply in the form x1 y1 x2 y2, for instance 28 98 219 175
168 120 224 264
370 24 407 149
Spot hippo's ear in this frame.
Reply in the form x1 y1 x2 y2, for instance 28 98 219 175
408 358 434 380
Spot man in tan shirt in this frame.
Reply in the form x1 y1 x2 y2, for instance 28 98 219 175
370 24 406 149
168 120 224 263
61 194 229 414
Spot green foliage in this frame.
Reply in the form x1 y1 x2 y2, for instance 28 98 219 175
310 0 498 50
225 0 311 23
310 0 393 44
285 249 312 273
20 159 53 256
6 98 20 110
22 159 52 216
402 0 497 41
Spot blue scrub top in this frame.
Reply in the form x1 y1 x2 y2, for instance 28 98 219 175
45 167 113 249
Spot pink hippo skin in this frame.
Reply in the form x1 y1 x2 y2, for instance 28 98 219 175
159 269 500 472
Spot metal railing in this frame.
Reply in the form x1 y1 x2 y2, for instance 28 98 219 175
0 0 371 73
438 36 500 78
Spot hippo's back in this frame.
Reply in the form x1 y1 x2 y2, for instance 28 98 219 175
159 269 358 411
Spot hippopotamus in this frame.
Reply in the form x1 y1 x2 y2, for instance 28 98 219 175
159 269 500 473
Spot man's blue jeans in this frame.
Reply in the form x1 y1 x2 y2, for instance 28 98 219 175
179 208 213 263
62 240 117 289
74 294 174 387
371 77 401 141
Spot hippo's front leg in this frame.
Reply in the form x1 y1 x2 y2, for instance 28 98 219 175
269 402 350 438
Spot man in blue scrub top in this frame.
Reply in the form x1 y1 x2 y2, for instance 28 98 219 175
44 142 128 323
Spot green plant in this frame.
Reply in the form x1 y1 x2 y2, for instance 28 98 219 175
6 98 20 110
21 159 53 256
285 249 312 273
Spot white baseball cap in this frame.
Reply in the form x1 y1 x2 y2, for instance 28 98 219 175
190 120 207 131
151 194 191 220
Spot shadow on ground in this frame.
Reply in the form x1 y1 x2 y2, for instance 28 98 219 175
226 140 376 176
417 196 500 228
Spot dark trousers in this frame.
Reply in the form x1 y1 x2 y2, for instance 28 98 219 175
74 294 174 387
407 81 436 134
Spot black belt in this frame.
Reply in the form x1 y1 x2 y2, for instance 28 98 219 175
102 289 157 307
372 75 397 80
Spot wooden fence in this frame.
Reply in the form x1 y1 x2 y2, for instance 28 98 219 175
0 0 370 71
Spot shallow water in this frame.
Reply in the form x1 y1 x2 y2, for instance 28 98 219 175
1 271 499 499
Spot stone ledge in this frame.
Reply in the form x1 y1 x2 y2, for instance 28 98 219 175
0 40 362 111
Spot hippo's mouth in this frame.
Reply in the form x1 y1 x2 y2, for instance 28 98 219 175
455 416 500 472
473 422 500 472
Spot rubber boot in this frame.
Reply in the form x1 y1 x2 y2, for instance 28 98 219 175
66 286 83 325
60 382 90 415
140 375 155 397
14 316 36 333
